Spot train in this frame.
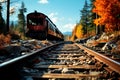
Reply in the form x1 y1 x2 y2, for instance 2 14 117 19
26 11 64 41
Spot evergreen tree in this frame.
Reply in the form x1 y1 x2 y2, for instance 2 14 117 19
0 3 5 34
90 0 104 34
10 21 14 31
80 0 90 35
89 0 96 31
18 2 26 34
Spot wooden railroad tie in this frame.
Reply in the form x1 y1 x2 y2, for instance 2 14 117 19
34 65 97 69
32 73 100 79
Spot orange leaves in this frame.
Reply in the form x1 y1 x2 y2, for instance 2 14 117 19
93 0 110 15
0 34 11 49
93 0 120 31
94 18 102 26
4 35 11 44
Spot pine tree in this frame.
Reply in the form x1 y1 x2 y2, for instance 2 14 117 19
10 21 14 31
88 0 97 34
80 0 90 35
0 3 5 34
91 0 104 34
18 2 26 34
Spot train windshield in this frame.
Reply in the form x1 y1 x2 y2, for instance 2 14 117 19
28 18 44 26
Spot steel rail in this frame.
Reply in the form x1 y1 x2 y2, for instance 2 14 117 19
75 43 120 74
0 42 64 70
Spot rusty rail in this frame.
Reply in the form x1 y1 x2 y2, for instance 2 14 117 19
76 43 120 74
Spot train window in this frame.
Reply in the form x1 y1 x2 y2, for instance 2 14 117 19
48 23 53 30
28 18 44 26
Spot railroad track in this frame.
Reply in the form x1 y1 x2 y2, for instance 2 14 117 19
0 42 120 80
0 42 63 79
76 43 120 74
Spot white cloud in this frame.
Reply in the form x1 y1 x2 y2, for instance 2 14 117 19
48 13 58 23
49 13 58 18
9 3 20 15
10 7 15 14
64 23 76 30
38 0 48 4
51 17 58 23
48 13 76 33
0 0 6 3
64 23 76 29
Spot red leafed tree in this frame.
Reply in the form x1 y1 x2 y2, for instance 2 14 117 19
93 0 120 32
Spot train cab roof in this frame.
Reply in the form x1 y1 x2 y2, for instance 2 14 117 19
27 11 47 18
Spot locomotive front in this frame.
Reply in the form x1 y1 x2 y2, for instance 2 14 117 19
26 11 47 39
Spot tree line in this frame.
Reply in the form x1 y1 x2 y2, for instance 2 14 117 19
0 0 120 40
71 0 120 41
0 1 26 39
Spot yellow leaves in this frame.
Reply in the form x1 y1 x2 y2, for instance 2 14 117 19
70 36 75 41
71 24 84 40
75 24 84 39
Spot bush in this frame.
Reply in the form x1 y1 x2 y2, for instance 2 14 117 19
0 34 11 49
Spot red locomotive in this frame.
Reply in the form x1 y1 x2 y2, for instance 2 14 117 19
26 11 64 40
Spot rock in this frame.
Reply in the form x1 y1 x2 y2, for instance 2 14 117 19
102 42 116 51
61 68 68 73
50 68 62 73
64 70 75 74
61 68 75 74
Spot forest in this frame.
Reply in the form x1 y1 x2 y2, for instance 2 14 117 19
71 0 120 41
0 0 120 43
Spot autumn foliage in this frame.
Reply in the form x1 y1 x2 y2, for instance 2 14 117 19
75 24 84 39
0 34 11 49
93 0 120 31
70 24 84 41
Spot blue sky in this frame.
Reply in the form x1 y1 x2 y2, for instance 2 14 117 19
2 0 86 33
